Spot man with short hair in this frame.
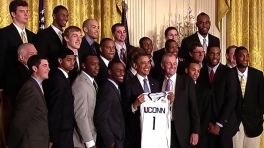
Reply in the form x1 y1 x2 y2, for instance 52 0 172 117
97 38 116 88
160 53 199 148
185 62 212 148
79 19 100 57
232 46 264 148
6 43 37 107
72 54 100 148
7 55 50 148
43 48 75 148
63 26 82 83
188 42 206 68
94 61 125 148
225 45 237 68
198 45 238 148
139 37 155 67
0 0 35 103
111 23 134 68
180 12 220 61
35 5 69 69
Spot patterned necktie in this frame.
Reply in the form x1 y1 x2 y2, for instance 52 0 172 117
203 38 207 53
143 78 150 93
120 48 126 67
165 78 172 91
93 81 98 93
240 75 246 97
74 55 80 72
21 31 28 43
210 69 214 84
58 31 63 43
91 43 97 55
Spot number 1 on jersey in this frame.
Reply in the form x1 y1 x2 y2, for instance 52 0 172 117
153 116 156 130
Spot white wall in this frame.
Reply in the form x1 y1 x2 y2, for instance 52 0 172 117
125 0 227 62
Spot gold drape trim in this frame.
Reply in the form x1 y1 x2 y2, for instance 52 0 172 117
217 0 230 31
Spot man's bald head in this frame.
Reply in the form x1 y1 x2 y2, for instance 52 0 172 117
17 43 38 65
82 19 99 40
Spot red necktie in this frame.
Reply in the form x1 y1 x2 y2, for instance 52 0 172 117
210 69 214 84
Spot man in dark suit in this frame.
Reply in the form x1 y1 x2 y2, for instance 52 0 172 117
35 5 68 69
6 43 37 110
123 53 160 148
97 38 115 88
225 45 237 68
180 12 220 61
153 27 178 72
7 55 50 148
185 62 212 148
0 0 35 102
232 46 264 148
153 39 186 79
43 48 75 148
139 37 155 68
63 26 82 83
198 45 238 148
111 23 134 69
79 19 100 58
160 53 200 148
94 61 125 148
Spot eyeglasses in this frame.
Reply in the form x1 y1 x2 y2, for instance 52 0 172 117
192 51 205 54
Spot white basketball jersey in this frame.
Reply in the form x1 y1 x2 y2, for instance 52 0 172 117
140 92 171 148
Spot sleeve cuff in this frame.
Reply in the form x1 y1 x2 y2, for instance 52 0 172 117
85 140 95 147
216 122 223 127
131 104 137 113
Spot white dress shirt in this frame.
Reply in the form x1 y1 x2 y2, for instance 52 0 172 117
131 74 151 112
197 32 209 52
51 24 63 43
130 67 137 76
13 23 28 42
237 67 248 83
115 42 127 59
207 63 220 74
58 67 69 78
100 55 110 67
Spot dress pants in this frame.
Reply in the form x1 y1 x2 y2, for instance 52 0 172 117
232 123 260 148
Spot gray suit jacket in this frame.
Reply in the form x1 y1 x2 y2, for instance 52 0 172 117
7 77 49 148
72 71 97 147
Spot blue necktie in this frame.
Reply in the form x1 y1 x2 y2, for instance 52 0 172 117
143 78 150 93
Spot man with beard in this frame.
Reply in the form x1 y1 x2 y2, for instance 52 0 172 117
72 54 100 148
112 23 134 69
225 45 237 68
97 38 116 88
63 26 82 83
94 61 125 148
35 5 68 69
198 45 238 148
232 46 264 148
43 48 75 148
79 19 100 57
180 13 220 62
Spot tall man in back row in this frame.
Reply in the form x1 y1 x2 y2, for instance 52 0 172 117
180 12 220 61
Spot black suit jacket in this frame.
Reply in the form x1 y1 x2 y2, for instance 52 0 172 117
7 78 49 148
234 67 264 137
35 26 65 69
162 75 200 148
180 33 220 61
96 57 108 88
113 44 134 70
6 62 30 107
78 37 100 59
43 69 74 148
0 23 35 90
124 69 135 83
94 80 125 148
123 75 160 148
198 64 238 137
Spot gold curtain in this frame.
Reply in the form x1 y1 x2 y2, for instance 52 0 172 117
218 0 264 148
0 0 122 40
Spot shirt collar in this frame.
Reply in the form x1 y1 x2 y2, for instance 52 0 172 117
58 67 69 78
197 32 209 44
13 23 26 34
207 63 220 74
136 73 148 82
82 71 94 83
236 67 248 77
31 76 42 88
227 63 233 68
85 37 94 46
165 73 177 82
108 78 119 89
130 67 137 75
100 55 110 67
51 24 62 34
115 42 127 51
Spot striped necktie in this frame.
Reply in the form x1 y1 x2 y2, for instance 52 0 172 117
240 75 246 97
21 31 28 43
203 38 207 53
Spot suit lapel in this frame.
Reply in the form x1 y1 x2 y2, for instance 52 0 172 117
148 76 157 92
244 67 252 98
81 72 96 93
30 78 47 110
48 26 63 45
10 24 23 44
133 76 144 94
212 64 224 85
108 81 122 103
